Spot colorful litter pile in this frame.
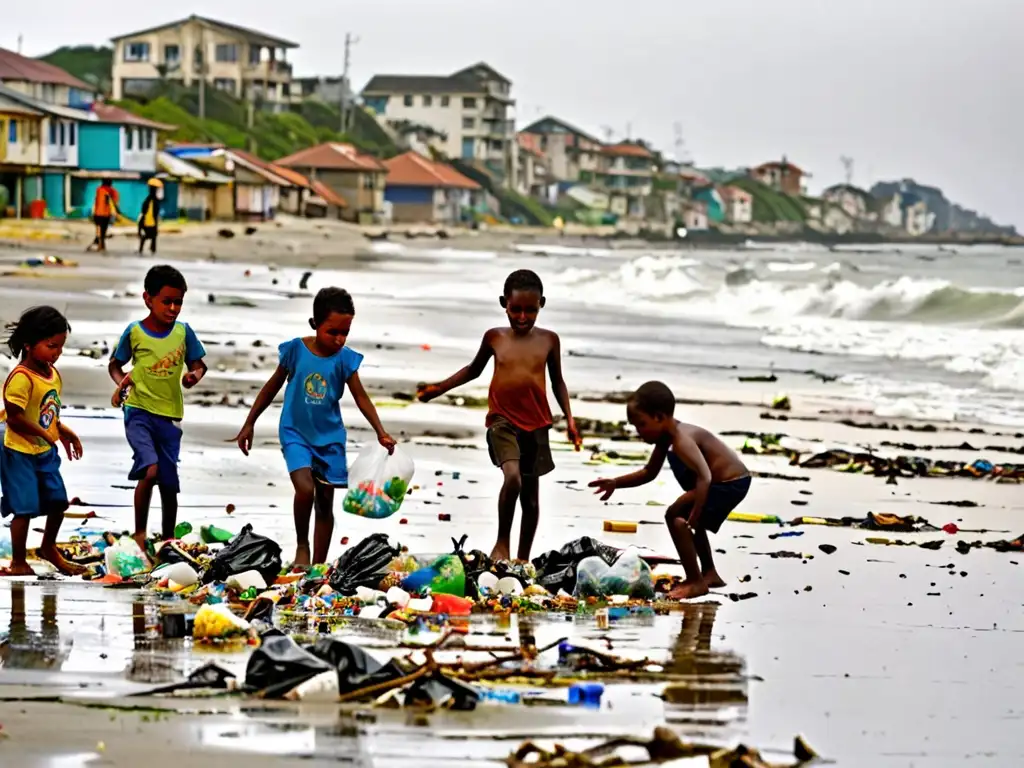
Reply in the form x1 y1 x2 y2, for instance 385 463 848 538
741 435 1024 482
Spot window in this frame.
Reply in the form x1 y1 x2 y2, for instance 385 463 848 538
124 42 150 62
68 123 76 146
462 117 475 129
58 122 65 146
362 174 376 190
215 44 238 63
49 121 56 145
214 78 237 95
7 119 16 144
440 96 450 107
422 95 432 107
126 127 134 150
42 84 55 104
403 95 414 107
462 97 477 109
164 44 180 65
249 46 262 65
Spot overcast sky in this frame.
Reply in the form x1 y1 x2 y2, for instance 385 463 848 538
4 0 1021 225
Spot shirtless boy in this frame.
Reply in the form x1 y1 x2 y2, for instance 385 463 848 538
419 269 578 561
589 381 751 599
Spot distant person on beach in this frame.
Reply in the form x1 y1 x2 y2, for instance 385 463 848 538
109 266 207 552
0 306 85 577
589 381 750 599
138 179 163 255
233 287 397 567
418 269 579 562
87 178 119 253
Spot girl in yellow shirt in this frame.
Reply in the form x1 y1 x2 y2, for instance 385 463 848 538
1 307 86 577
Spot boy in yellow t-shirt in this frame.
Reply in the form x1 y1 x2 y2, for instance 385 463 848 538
109 265 207 550
1 306 86 577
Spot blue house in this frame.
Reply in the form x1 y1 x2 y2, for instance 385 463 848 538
693 186 726 224
70 103 173 220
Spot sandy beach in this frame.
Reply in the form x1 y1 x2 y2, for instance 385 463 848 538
0 223 1022 766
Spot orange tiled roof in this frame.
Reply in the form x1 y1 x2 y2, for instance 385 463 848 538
91 103 175 131
753 160 804 174
383 151 480 189
719 185 752 201
277 142 386 172
0 47 91 90
310 180 347 208
600 141 653 159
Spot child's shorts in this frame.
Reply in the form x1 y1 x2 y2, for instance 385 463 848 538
0 445 68 519
697 476 751 534
486 416 555 477
283 441 348 486
125 408 182 492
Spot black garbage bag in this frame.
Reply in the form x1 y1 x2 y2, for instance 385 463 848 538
244 628 332 698
202 523 283 586
328 533 401 595
405 670 479 710
130 662 235 697
532 537 620 595
307 637 407 695
451 534 492 598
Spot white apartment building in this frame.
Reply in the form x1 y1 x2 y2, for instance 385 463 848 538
110 15 297 110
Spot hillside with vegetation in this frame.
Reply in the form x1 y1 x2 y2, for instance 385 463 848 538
729 177 807 223
39 45 113 92
36 47 398 162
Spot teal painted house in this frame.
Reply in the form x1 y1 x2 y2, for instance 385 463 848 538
693 186 725 224
70 104 173 220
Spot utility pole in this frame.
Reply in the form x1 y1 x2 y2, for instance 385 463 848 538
17 34 23 55
198 27 207 121
339 33 359 134
840 155 854 186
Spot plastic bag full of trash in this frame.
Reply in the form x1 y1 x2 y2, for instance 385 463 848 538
342 444 415 519
573 549 654 600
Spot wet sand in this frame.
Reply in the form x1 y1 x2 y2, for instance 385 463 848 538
1 235 1023 766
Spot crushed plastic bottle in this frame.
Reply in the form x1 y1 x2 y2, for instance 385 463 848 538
568 682 604 708
174 521 193 539
201 525 234 544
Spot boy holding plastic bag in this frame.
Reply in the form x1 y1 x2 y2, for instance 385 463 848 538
234 287 397 566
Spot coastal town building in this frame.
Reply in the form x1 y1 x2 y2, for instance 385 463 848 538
692 186 725 224
110 16 298 110
822 183 873 221
156 150 234 220
516 133 550 201
750 158 806 196
277 142 387 223
682 201 709 231
520 116 603 188
597 141 655 219
720 185 753 224
361 63 516 186
382 150 480 224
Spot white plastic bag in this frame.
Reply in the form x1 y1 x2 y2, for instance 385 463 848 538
573 550 654 600
342 444 415 519
104 536 148 578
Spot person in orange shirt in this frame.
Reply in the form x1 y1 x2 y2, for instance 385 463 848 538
418 270 579 561
87 178 119 253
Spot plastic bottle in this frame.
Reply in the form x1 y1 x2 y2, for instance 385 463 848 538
201 525 234 544
173 521 193 539
477 688 521 704
431 593 473 616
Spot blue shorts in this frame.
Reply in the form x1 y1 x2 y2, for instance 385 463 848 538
0 445 68 518
283 441 348 486
125 407 182 492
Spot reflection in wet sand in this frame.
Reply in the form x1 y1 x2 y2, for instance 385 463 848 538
0 583 69 671
662 602 748 713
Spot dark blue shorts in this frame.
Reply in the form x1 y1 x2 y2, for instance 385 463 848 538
0 445 68 519
125 407 182 492
698 476 752 534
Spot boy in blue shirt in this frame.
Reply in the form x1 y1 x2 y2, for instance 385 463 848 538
108 265 207 551
234 287 396 566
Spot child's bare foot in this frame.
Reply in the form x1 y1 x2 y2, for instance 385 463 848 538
293 543 311 567
0 561 37 577
489 542 511 562
132 532 148 553
37 545 87 576
703 570 727 589
667 579 709 601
